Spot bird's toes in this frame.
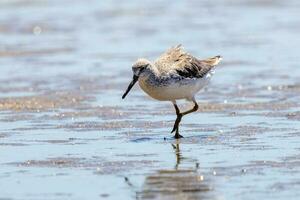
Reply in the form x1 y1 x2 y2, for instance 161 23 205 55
174 134 184 139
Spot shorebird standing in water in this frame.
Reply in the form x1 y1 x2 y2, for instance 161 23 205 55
122 45 222 139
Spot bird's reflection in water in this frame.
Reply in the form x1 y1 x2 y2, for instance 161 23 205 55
128 142 214 200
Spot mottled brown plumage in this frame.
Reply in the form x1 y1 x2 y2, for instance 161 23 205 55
155 45 221 78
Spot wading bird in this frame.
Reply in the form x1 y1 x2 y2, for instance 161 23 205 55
122 45 222 138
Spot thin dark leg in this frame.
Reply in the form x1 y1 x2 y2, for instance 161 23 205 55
171 99 199 139
171 103 182 133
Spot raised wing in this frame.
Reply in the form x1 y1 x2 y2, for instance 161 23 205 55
154 44 188 72
154 45 221 78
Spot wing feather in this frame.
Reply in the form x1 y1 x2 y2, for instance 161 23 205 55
154 45 218 79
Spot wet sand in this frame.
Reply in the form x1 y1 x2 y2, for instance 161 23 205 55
1 0 300 199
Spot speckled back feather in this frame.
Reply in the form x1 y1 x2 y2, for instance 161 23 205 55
154 45 221 79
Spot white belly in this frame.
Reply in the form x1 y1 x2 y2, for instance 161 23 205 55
138 73 213 101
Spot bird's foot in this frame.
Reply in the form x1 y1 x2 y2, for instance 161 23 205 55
174 132 183 139
171 122 183 138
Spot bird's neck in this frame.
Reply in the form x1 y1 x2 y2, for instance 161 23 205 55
146 63 160 77
138 64 160 86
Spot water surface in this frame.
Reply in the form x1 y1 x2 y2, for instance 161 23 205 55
1 0 300 199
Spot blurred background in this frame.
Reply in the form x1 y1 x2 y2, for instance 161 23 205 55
1 0 300 199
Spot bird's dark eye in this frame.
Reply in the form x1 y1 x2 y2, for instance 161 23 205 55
140 65 147 72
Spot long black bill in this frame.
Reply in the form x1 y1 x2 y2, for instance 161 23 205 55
122 75 139 99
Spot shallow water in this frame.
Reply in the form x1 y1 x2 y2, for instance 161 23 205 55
1 0 300 199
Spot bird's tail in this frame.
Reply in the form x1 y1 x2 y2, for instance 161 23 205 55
202 55 222 67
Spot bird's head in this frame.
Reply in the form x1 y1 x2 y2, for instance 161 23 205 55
131 58 151 77
122 58 151 99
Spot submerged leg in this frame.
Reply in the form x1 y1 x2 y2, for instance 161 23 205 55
171 99 199 139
